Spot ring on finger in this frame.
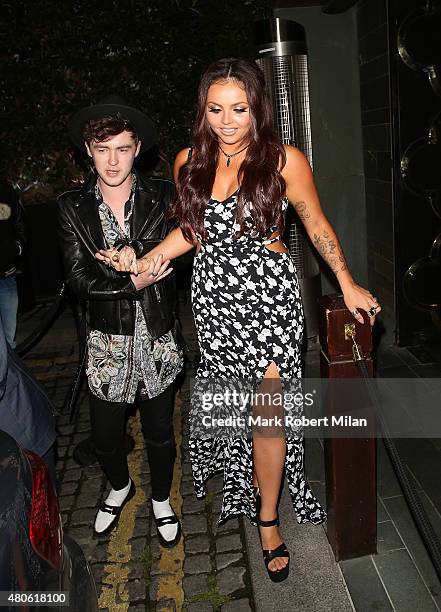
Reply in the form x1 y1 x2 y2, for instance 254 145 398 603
151 271 158 277
112 254 120 262
367 306 377 317
352 308 359 317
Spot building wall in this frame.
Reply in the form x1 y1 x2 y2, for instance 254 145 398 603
356 0 395 341
274 5 368 296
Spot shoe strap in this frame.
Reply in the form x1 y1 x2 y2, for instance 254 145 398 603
258 516 279 527
155 514 178 527
99 503 120 516
263 542 290 563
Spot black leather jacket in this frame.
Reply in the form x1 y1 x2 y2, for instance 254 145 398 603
57 171 179 340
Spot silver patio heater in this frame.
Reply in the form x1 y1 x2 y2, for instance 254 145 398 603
254 18 321 339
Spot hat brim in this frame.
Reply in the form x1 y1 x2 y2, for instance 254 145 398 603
68 103 157 153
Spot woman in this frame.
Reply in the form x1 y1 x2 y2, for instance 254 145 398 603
97 58 380 582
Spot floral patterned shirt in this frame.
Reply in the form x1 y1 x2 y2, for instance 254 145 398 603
86 174 183 403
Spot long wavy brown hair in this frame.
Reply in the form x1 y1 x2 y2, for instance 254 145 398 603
169 58 287 242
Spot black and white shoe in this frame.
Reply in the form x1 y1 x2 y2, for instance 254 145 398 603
94 479 136 536
153 507 182 549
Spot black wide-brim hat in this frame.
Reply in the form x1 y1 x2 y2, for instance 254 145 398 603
68 94 157 153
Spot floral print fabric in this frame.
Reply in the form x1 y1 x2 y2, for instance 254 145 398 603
190 191 326 526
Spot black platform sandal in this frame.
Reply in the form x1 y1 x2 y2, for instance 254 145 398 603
257 515 290 583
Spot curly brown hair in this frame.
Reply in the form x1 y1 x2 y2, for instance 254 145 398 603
83 114 139 145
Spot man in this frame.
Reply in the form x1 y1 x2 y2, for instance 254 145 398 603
58 95 183 546
0 181 26 348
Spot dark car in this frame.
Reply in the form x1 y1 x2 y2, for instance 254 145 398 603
0 429 98 611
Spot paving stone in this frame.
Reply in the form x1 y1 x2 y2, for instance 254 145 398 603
183 573 209 597
216 534 243 554
90 562 106 585
134 516 149 536
62 468 82 482
71 508 94 526
81 474 103 488
183 495 206 514
57 446 67 458
128 563 145 581
217 567 246 595
185 535 210 554
90 542 110 563
58 425 75 435
75 422 92 433
140 473 151 487
183 462 193 476
156 598 177 611
184 553 211 575
340 556 394 612
65 525 92 541
130 537 148 559
216 553 243 570
57 416 71 427
59 495 75 512
60 480 78 496
221 599 252 611
73 432 90 443
136 503 150 518
183 515 208 536
126 578 147 602
207 476 223 494
211 494 222 520
139 463 150 476
213 518 240 535
75 493 99 509
65 457 83 469
149 537 162 562
149 575 160 600
181 480 196 495
83 464 102 478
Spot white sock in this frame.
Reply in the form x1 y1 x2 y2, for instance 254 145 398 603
106 480 131 505
152 497 178 541
94 480 131 533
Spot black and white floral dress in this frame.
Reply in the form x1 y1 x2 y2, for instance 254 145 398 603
189 190 326 527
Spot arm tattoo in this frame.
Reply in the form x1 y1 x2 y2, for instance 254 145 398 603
293 200 310 221
313 230 348 275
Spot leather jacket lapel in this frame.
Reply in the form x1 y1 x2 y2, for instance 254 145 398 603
131 174 164 239
75 174 108 251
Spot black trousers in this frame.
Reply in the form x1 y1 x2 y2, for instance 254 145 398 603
89 383 176 501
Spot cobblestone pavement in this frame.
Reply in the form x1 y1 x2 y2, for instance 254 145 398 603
19 291 255 612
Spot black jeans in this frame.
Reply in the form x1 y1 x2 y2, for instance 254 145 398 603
89 383 176 501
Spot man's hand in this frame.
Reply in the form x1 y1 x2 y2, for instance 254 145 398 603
95 247 172 287
96 245 139 273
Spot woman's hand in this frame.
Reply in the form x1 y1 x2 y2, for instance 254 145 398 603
342 281 381 326
95 247 172 281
